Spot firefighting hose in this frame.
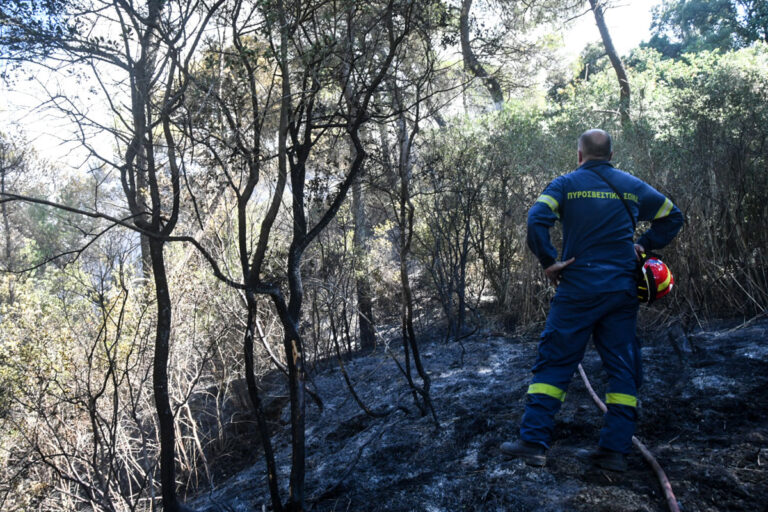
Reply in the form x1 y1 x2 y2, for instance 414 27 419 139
577 363 680 512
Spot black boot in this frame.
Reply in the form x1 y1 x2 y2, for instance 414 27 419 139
500 440 547 467
590 446 627 472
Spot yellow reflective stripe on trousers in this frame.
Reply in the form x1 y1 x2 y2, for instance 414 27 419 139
605 393 637 407
536 194 560 216
528 383 566 402
654 197 674 219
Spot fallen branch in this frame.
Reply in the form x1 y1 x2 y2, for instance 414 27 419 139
332 321 390 418
577 363 680 512
307 415 399 504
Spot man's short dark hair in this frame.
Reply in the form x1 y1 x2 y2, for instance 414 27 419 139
578 129 613 160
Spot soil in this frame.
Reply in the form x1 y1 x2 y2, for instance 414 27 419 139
191 317 768 512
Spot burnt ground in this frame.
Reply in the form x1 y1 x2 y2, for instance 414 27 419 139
191 317 768 512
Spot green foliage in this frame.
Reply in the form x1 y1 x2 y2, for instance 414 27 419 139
0 260 95 410
645 0 768 59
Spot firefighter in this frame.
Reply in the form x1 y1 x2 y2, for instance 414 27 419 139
501 129 683 471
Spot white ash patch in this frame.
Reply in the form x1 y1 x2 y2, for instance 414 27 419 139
461 448 479 468
486 466 518 479
737 344 768 360
691 373 739 393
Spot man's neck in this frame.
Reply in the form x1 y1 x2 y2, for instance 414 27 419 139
579 158 610 167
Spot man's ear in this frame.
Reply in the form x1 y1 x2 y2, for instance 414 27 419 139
609 151 614 161
578 150 584 165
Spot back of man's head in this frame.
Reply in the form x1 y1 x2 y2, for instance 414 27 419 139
578 129 612 161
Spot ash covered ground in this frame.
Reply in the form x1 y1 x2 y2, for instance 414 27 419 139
191 318 768 511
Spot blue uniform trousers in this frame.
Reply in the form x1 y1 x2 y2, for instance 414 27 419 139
520 290 641 453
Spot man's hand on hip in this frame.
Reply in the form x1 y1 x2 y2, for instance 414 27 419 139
545 257 575 287
634 244 645 261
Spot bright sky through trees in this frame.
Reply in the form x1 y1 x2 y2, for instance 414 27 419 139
0 1 661 169
563 1 660 57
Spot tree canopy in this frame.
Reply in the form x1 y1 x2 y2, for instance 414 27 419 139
646 0 768 58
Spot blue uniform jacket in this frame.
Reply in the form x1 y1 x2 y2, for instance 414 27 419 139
527 160 684 295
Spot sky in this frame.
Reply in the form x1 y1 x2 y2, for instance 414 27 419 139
1 0 662 170
563 1 660 58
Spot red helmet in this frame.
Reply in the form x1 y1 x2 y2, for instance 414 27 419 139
638 257 674 303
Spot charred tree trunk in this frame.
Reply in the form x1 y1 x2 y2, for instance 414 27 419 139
258 2 411 508
399 184 423 414
459 0 504 110
398 166 439 426
395 111 439 426
243 293 283 512
137 165 152 279
274 281 307 512
589 0 630 126
147 238 181 512
352 175 376 352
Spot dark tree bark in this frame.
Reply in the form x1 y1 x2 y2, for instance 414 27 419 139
121 1 224 507
396 133 438 426
589 0 631 126
121 3 187 509
243 293 283 512
147 238 179 512
352 174 376 352
459 0 504 110
391 85 439 426
274 4 307 506
264 4 414 508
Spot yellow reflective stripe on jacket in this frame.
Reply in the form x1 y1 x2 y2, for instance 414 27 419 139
528 383 566 402
536 194 560 215
605 393 637 407
654 197 674 219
